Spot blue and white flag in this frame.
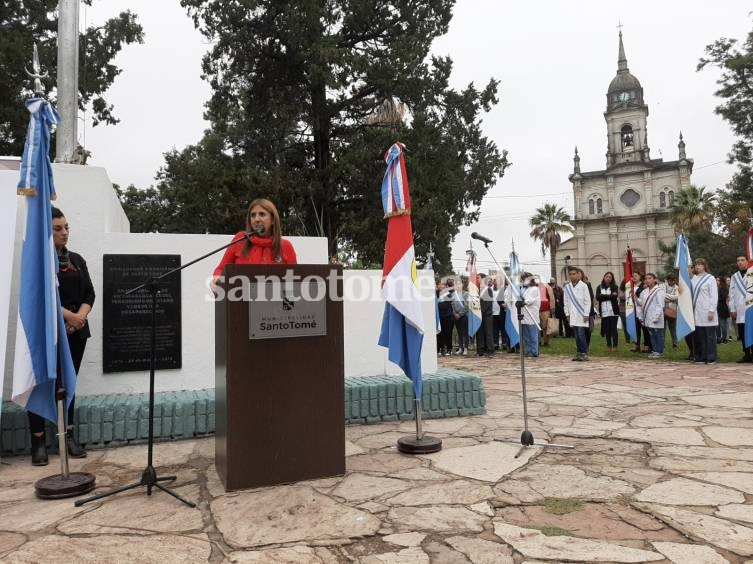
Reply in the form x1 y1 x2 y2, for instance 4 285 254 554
12 98 77 424
466 251 482 337
505 250 521 349
674 234 695 340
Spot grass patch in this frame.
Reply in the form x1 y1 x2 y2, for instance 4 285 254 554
537 526 574 537
541 323 743 363
543 498 583 515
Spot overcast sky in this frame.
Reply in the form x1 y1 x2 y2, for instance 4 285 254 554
82 1 752 277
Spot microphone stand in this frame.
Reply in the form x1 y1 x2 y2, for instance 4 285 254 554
75 232 254 507
475 240 573 458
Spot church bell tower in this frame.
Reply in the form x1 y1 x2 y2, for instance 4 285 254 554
604 31 650 168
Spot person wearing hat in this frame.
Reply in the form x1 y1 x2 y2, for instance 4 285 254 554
520 273 541 357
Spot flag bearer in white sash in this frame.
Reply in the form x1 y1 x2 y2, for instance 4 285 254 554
728 255 752 363
638 273 665 358
691 258 718 364
564 267 592 361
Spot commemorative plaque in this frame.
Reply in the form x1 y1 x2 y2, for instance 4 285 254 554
103 254 182 372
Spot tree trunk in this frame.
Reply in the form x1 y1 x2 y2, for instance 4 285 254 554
310 80 337 258
549 245 557 281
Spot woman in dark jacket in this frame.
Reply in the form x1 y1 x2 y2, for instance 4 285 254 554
596 272 620 351
29 207 95 466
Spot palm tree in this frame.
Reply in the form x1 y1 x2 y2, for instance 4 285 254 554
669 185 717 233
529 203 575 280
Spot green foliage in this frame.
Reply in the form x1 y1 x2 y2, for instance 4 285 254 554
698 22 753 236
658 230 742 279
529 203 574 279
130 0 509 271
0 0 143 155
668 185 716 233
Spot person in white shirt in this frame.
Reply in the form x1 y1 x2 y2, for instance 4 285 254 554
663 274 679 350
563 267 592 361
638 273 665 358
520 273 541 357
691 258 718 364
728 255 752 363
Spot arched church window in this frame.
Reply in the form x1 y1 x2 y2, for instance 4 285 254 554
589 199 595 215
659 192 666 208
621 125 634 150
668 191 674 206
597 198 603 214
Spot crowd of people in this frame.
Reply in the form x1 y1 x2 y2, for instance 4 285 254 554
436 256 752 365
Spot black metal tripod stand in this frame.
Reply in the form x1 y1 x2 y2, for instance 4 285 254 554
75 234 253 507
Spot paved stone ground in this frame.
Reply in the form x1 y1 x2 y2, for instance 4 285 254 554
1 355 753 563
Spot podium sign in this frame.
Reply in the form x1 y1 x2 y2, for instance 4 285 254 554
248 280 327 340
215 264 344 491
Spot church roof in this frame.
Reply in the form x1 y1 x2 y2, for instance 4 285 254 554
575 158 693 179
607 31 642 94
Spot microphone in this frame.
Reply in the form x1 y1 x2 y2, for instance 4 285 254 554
471 232 493 245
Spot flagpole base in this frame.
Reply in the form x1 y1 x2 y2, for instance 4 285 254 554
35 472 96 499
397 435 442 454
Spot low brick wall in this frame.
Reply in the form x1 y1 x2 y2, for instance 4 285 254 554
1 368 485 455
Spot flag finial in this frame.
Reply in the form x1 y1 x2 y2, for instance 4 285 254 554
25 44 48 96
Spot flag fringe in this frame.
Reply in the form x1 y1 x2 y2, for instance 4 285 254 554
384 209 410 219
17 187 37 196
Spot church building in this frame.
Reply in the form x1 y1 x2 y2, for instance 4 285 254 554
556 32 693 282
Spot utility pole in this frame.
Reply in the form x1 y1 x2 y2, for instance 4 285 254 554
55 0 80 163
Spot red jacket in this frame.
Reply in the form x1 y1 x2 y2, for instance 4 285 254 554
213 232 298 276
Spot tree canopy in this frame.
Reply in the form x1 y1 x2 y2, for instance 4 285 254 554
122 0 510 271
528 203 573 280
0 0 144 156
698 21 753 239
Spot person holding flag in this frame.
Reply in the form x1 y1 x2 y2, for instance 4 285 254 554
624 247 638 347
564 267 592 361
674 233 696 358
466 250 483 351
520 273 541 357
729 254 752 363
691 258 718 364
637 273 665 358
504 249 522 353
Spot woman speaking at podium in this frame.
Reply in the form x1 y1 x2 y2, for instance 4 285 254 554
213 198 297 281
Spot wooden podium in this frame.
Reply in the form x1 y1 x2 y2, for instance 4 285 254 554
215 264 344 491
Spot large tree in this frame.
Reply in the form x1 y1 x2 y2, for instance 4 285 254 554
138 0 509 269
528 203 573 280
0 0 143 155
698 22 753 238
668 185 717 233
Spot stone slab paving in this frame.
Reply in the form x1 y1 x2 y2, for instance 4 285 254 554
1 355 753 563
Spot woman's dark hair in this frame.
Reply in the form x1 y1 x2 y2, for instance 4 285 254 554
601 271 618 291
51 206 64 219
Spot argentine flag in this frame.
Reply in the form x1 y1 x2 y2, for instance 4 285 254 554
505 250 521 349
674 234 695 340
378 142 425 398
466 251 482 338
12 98 77 424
